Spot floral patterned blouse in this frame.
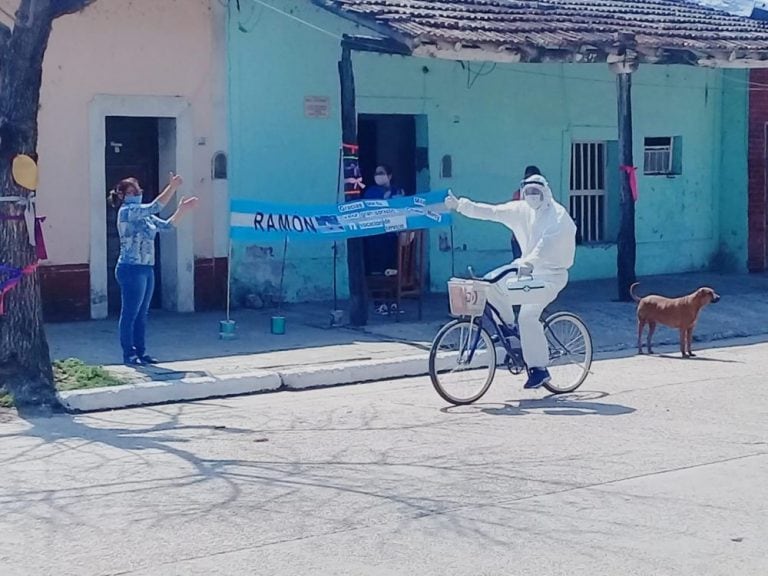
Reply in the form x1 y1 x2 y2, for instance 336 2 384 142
116 197 172 266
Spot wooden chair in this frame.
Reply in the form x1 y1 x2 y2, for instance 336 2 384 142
366 230 426 321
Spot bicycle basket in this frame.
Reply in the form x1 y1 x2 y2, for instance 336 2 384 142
447 279 488 317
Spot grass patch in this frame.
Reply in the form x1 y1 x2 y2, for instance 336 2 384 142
0 388 13 408
54 358 128 391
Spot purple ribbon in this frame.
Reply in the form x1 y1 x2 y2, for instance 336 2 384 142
0 265 23 294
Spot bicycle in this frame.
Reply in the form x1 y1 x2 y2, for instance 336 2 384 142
428 268 593 405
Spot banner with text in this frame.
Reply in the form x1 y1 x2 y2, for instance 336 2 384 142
230 190 452 242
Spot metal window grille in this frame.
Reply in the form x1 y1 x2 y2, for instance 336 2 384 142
569 141 606 244
644 137 674 175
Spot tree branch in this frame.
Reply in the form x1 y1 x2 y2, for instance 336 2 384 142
50 0 97 18
0 20 10 49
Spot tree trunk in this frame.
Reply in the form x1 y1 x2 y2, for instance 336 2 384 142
0 0 95 410
338 46 368 326
616 71 637 302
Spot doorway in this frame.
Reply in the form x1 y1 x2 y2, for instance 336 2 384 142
105 116 161 315
89 95 195 320
359 114 420 196
357 114 431 305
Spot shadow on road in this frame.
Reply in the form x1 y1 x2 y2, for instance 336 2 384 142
441 391 636 417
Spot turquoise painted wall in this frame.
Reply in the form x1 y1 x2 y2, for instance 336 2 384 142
227 0 749 303
717 69 749 271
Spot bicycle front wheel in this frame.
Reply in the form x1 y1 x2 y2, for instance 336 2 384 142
428 319 497 405
542 312 593 394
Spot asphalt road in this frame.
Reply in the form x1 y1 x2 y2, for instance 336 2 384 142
1 341 767 576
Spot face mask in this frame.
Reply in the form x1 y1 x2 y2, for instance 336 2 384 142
374 175 390 187
123 195 142 204
521 182 546 210
524 193 543 210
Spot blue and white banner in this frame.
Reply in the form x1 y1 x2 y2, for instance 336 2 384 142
230 190 452 242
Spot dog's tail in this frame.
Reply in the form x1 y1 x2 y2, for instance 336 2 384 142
629 282 642 303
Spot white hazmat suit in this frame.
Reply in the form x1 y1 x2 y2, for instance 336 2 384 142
447 175 577 369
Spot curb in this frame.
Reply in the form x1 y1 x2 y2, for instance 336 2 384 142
57 333 768 413
57 370 281 412
280 355 429 390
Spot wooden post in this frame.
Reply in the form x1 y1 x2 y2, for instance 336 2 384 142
338 45 368 325
610 47 639 302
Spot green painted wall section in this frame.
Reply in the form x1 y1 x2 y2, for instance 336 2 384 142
717 69 749 272
227 1 749 303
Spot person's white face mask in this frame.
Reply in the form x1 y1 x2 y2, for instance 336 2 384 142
522 184 545 210
525 194 543 210
374 174 390 187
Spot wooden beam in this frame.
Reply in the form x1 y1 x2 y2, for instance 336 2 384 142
311 0 413 49
341 34 410 56
610 55 639 302
698 57 768 68
338 45 368 326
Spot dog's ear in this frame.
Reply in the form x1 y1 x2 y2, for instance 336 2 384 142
694 288 711 303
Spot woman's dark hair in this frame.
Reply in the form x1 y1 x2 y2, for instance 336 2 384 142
107 177 140 209
524 165 542 178
376 164 393 176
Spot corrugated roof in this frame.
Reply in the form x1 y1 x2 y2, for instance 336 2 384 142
314 0 768 65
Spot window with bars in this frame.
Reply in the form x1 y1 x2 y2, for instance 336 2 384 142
643 136 682 175
569 141 606 244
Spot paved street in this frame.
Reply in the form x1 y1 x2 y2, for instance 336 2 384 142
2 341 768 576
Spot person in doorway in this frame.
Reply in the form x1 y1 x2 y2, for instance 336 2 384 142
365 164 405 200
108 173 198 365
363 164 405 315
444 174 577 389
510 165 542 259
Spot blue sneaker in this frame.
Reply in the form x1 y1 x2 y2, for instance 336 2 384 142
524 367 551 389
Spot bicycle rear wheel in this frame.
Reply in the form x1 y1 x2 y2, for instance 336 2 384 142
428 319 497 405
542 312 592 394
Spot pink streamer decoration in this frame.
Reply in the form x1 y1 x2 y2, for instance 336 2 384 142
620 165 638 202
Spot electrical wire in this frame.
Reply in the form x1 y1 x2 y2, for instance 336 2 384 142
244 0 342 40
466 61 497 89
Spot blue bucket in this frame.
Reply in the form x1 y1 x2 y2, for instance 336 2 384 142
219 320 237 340
271 316 286 335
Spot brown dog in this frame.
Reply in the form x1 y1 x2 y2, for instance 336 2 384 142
631 283 720 357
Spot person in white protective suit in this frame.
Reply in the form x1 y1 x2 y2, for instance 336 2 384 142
444 174 577 389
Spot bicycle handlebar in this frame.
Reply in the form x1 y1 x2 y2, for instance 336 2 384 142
467 265 526 284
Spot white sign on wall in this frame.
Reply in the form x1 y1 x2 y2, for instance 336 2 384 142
304 96 331 119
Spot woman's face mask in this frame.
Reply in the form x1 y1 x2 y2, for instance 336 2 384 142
122 186 143 204
374 171 390 187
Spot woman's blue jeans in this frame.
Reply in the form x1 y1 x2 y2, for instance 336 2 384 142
115 264 155 360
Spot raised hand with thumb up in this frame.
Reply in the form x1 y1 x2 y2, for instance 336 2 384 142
444 191 459 211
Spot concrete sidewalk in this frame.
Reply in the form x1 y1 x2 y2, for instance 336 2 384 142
47 271 768 410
